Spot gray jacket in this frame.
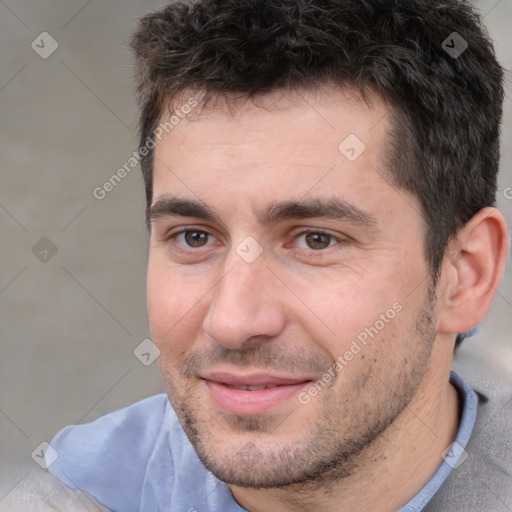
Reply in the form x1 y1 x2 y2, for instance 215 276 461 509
424 348 512 511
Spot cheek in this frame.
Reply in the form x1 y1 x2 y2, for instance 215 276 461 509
288 271 364 325
146 254 207 354
288 271 410 361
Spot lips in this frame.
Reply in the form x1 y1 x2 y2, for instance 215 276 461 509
203 371 309 387
200 370 312 414
227 384 277 391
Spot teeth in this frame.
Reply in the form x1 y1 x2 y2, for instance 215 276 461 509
228 385 271 391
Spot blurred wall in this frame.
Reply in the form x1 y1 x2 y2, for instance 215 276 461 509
1 0 511 491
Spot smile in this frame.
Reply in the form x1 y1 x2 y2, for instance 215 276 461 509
200 370 313 415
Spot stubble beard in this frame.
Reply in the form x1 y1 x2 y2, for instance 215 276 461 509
160 285 437 490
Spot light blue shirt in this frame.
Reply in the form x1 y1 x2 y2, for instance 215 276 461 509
398 371 477 511
48 371 477 512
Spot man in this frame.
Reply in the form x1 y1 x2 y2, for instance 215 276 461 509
11 0 511 510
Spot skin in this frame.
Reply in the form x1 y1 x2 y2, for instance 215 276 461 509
147 87 509 512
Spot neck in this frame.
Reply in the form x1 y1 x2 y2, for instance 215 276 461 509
229 358 459 512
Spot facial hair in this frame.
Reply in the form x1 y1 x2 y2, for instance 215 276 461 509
159 283 438 490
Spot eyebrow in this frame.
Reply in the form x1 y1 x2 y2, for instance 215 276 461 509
259 197 377 227
148 195 378 228
148 197 222 225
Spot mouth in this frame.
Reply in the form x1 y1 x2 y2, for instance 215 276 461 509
222 384 288 391
200 370 313 415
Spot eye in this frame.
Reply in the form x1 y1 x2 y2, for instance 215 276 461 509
171 229 213 248
294 230 340 251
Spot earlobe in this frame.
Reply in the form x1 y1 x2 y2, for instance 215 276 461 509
438 207 509 336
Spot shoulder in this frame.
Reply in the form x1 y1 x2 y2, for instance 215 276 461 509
47 393 243 512
425 348 512 511
48 393 173 511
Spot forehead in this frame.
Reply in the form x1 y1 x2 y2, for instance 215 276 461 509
151 87 412 225
156 87 390 160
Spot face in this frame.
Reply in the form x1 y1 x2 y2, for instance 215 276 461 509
147 88 438 487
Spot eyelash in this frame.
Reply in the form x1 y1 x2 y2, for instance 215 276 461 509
164 227 346 253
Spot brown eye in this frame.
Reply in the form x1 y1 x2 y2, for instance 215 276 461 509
183 230 209 247
304 232 333 250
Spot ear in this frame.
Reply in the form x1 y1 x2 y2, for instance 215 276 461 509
437 207 509 336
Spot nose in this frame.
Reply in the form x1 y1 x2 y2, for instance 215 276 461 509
202 252 286 350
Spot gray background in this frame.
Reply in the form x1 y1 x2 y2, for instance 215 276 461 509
0 0 511 495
